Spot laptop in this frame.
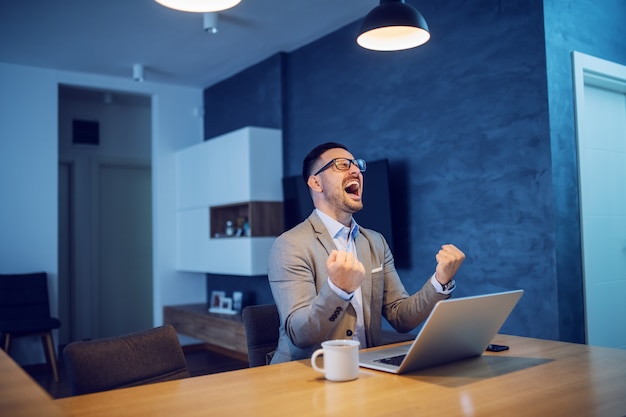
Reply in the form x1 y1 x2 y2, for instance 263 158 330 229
359 289 524 374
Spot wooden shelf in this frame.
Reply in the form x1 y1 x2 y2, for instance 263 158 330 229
163 304 248 361
210 201 283 238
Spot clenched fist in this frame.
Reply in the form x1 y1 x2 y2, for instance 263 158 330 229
326 249 365 293
435 244 465 285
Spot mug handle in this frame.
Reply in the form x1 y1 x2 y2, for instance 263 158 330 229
311 348 325 374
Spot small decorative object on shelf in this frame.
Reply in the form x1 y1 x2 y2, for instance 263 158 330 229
209 290 238 315
225 220 234 237
242 218 250 237
233 291 243 312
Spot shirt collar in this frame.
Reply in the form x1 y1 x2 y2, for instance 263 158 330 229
315 209 359 241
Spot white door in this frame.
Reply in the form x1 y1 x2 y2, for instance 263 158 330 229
96 162 153 338
573 52 626 349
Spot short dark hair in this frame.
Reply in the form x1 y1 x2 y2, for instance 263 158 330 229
302 142 349 184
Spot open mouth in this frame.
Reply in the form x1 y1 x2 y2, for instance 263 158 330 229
344 180 361 197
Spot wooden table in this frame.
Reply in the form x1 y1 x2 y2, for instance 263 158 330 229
0 349 65 417
54 334 626 417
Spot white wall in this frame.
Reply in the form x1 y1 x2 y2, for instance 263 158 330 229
0 62 206 362
0 64 58 312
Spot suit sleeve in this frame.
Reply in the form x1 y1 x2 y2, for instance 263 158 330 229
268 232 352 348
376 234 449 333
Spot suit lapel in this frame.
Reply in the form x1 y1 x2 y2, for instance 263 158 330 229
308 211 335 255
355 231 373 338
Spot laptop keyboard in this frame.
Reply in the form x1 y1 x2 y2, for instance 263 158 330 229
375 354 406 366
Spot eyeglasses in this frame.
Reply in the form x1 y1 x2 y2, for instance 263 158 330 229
313 158 367 176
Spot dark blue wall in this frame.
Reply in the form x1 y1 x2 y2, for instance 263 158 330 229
283 0 553 341
203 0 626 343
204 53 284 139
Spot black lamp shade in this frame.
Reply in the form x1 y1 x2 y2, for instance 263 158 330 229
357 0 430 51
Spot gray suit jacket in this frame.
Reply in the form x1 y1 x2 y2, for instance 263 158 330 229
268 210 449 364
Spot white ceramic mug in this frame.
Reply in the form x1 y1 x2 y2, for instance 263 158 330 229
311 339 360 382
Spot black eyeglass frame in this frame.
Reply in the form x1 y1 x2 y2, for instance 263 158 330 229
313 158 367 176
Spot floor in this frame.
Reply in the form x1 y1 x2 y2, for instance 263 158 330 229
22 346 250 399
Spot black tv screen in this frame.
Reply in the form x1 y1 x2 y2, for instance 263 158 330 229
282 159 394 252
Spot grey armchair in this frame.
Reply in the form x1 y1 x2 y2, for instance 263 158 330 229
242 304 279 367
63 324 190 395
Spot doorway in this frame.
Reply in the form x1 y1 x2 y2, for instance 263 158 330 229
572 52 626 349
96 162 153 337
58 86 153 342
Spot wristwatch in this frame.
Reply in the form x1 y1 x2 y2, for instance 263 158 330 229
441 279 456 292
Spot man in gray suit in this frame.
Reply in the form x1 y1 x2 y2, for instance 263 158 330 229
268 142 465 364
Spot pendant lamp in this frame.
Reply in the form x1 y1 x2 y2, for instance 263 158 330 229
357 0 430 51
154 0 241 13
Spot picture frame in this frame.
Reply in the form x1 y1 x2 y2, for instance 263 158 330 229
209 291 237 315
210 291 226 309
220 297 232 311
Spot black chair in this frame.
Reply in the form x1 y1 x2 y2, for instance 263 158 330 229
63 324 190 396
0 272 61 382
242 304 279 367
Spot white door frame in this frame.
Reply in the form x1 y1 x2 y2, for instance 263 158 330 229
572 51 626 347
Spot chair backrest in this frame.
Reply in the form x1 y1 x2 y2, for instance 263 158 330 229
242 304 279 367
63 324 190 395
0 272 53 321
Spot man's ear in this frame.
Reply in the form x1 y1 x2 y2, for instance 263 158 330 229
307 175 322 193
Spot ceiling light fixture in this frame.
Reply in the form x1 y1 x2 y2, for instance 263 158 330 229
203 12 219 34
154 0 241 13
133 64 144 82
357 0 430 52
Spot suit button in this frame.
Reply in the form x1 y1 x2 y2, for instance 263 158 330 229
346 330 353 337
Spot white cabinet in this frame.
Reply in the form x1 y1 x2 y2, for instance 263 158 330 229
176 127 283 275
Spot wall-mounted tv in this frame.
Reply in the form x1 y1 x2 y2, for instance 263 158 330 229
281 159 394 252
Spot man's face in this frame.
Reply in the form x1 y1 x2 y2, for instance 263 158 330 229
312 148 364 216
